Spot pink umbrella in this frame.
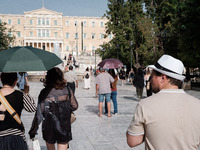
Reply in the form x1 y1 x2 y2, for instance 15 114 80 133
98 58 123 69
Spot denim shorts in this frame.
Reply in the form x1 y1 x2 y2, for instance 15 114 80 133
99 93 111 102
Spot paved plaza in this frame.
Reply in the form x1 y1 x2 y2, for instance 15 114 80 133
22 79 200 150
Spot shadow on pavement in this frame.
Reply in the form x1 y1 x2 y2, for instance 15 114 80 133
124 96 138 102
85 105 99 114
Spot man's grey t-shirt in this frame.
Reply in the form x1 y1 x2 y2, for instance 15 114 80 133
64 70 77 83
95 72 114 95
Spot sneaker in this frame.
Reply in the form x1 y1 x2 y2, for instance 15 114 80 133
114 113 118 115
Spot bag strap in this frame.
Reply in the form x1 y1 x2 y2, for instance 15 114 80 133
66 86 71 99
0 90 22 125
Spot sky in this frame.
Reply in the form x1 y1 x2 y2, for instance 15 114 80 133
0 0 108 17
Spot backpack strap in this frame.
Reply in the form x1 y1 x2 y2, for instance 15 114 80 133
66 86 71 99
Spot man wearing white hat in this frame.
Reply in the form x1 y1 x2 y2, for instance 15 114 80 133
126 55 200 149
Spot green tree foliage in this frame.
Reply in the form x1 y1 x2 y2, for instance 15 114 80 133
175 0 200 67
101 0 199 72
144 0 200 79
101 0 163 68
144 0 200 65
0 22 15 51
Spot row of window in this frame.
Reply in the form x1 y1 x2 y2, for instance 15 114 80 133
0 18 105 27
15 30 112 39
37 19 104 27
0 19 21 25
66 32 110 39
68 20 104 27
65 45 96 51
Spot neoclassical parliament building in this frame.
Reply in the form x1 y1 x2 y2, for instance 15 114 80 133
0 7 111 59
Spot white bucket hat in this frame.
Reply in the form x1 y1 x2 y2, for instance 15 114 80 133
148 55 185 81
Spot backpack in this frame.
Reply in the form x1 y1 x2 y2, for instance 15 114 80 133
85 73 89 79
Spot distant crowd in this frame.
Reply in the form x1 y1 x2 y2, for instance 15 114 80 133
1 54 200 150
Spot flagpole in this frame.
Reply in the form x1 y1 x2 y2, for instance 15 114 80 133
42 0 45 8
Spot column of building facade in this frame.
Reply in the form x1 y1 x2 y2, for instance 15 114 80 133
45 42 47 51
49 43 51 52
24 41 64 54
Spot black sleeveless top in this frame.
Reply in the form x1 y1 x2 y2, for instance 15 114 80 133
0 90 24 131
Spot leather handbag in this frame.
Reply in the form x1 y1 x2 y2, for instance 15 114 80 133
66 86 76 124
71 112 76 124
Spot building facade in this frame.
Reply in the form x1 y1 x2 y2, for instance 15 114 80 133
0 7 111 59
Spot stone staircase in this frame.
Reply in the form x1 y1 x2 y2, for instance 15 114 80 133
75 54 102 75
28 54 102 82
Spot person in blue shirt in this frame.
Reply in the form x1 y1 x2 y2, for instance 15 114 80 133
17 72 29 91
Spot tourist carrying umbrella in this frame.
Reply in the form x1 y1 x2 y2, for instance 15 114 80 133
98 58 123 116
0 46 63 150
98 58 123 69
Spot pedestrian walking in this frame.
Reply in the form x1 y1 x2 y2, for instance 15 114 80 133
83 67 92 89
17 72 29 93
105 69 118 115
133 68 144 100
144 68 152 97
95 68 114 117
119 67 126 86
29 67 78 150
127 55 200 149
0 72 36 150
128 68 134 84
64 65 78 94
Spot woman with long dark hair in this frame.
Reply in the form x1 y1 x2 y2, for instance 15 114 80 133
29 67 78 150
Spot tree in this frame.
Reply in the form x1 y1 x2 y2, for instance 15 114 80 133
0 22 15 51
135 14 163 65
175 0 200 65
144 0 200 79
101 0 163 69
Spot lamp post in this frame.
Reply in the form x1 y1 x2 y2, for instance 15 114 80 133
130 41 133 70
101 48 105 59
81 22 83 54
95 50 96 75
69 41 75 57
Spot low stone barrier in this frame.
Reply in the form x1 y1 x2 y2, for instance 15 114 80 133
28 74 84 82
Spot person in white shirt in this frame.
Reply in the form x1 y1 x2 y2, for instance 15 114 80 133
127 55 200 150
64 65 78 94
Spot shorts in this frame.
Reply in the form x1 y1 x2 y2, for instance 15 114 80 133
99 93 111 102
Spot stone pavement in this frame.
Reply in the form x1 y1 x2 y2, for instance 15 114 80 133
22 80 200 150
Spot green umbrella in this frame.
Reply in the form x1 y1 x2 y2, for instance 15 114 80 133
0 46 63 72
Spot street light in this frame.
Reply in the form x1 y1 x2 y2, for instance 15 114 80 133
81 22 83 54
69 41 75 57
95 49 96 75
100 47 105 59
130 41 133 70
